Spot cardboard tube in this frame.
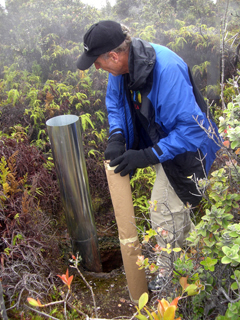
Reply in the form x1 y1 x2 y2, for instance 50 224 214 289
104 161 148 303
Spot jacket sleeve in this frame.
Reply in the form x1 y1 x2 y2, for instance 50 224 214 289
105 74 125 139
152 59 210 163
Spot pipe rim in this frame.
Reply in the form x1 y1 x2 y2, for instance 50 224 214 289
46 115 79 127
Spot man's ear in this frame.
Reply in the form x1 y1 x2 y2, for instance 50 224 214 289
109 51 119 63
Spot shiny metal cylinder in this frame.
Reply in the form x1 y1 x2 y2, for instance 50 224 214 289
46 115 102 272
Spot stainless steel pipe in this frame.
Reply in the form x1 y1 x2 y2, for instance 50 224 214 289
46 115 102 272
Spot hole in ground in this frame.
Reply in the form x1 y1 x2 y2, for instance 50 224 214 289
98 236 123 273
100 248 123 273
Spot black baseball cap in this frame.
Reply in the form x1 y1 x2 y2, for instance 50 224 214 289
76 20 126 70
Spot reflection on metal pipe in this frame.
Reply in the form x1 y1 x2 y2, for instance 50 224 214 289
46 115 102 273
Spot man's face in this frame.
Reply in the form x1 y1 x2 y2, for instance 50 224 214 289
94 52 128 76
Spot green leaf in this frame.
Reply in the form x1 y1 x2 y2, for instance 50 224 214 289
145 308 154 320
138 292 148 311
200 257 218 271
173 248 182 252
209 192 222 202
231 140 239 149
50 307 58 315
203 237 215 247
231 282 239 290
233 270 240 279
221 256 232 264
184 284 198 296
27 297 42 307
135 316 148 320
222 246 231 255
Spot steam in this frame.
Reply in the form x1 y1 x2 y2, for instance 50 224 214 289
81 0 116 9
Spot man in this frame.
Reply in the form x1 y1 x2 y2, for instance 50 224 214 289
77 20 220 291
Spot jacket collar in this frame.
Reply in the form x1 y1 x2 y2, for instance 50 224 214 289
128 38 156 91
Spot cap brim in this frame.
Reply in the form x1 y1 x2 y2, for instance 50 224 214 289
76 52 97 70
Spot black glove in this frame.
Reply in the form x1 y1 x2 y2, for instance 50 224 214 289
104 134 126 161
109 147 159 176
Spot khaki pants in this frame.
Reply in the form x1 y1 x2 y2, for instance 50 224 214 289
149 163 194 271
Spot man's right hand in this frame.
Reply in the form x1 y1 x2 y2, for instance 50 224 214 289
104 133 125 161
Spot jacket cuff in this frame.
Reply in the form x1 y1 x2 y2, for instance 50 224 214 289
143 147 160 165
153 144 163 157
108 133 125 144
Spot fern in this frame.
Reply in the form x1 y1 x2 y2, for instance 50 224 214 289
93 129 107 142
56 83 72 94
7 89 20 106
80 113 94 131
0 152 23 199
21 189 30 215
70 92 90 110
93 99 102 107
192 61 211 76
43 80 56 93
0 156 10 186
139 25 156 42
95 110 106 123
26 88 39 107
88 149 101 158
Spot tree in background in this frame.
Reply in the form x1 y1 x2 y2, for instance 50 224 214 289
0 0 100 81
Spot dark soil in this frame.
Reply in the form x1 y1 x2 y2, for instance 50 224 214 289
75 268 137 318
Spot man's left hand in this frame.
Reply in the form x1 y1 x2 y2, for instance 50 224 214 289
109 148 159 176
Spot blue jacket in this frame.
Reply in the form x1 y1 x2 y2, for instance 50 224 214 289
105 38 220 206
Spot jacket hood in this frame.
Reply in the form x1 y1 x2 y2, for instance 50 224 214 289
128 38 156 91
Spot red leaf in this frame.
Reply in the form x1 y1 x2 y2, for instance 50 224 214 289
223 140 230 148
57 269 73 289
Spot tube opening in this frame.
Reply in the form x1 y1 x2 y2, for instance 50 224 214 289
46 115 79 127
